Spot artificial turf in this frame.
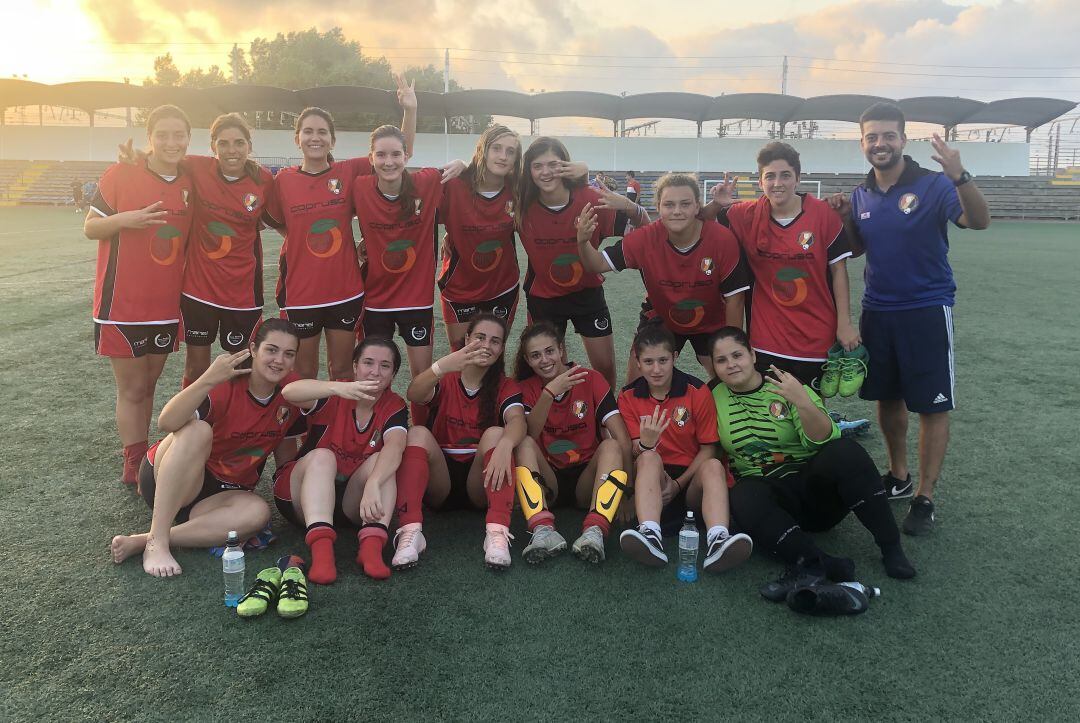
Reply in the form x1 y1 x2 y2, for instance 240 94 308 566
0 207 1077 720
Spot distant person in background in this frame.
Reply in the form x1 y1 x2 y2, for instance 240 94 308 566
829 101 990 535
71 179 85 213
615 170 642 235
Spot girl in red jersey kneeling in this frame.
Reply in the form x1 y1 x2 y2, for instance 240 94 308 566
405 314 526 570
617 325 752 573
512 322 632 564
110 319 305 578
276 338 415 583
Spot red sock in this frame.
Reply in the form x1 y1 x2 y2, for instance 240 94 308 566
583 511 611 537
121 441 148 486
395 446 429 526
304 525 338 585
483 449 515 527
356 524 390 580
528 509 555 533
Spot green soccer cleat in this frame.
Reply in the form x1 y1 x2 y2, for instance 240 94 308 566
838 344 869 397
236 567 282 618
819 343 845 398
277 567 310 619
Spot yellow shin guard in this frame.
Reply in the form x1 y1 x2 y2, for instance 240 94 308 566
515 466 546 521
593 470 629 523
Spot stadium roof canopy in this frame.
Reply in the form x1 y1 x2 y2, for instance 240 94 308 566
0 80 1075 129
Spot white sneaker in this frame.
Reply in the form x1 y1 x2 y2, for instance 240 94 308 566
391 523 426 570
702 531 753 573
571 525 606 564
522 524 567 564
483 523 514 570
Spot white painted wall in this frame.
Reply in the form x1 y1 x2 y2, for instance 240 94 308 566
0 126 1032 176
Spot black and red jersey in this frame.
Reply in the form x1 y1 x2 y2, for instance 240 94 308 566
518 186 614 299
725 194 849 361
617 369 719 468
297 391 408 478
147 374 305 488
90 161 193 324
183 156 274 310
353 167 442 311
265 157 371 309
520 366 619 469
423 371 523 461
603 220 749 334
437 176 519 303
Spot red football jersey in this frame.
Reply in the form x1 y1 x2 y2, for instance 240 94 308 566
90 161 193 324
518 186 615 299
437 176 519 303
265 157 372 309
182 156 274 310
520 366 619 469
617 369 719 468
423 371 523 461
603 220 749 334
354 167 442 311
726 194 850 360
147 375 305 488
297 391 409 478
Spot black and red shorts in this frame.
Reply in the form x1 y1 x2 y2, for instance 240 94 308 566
636 315 713 358
550 461 591 508
440 285 520 326
526 287 612 339
139 455 243 523
280 296 364 339
272 459 356 528
180 295 262 351
362 307 435 347
95 322 179 358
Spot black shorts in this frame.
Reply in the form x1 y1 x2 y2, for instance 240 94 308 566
551 461 590 509
440 454 476 511
139 455 242 524
754 351 826 392
363 307 434 347
636 315 713 357
272 461 355 529
95 322 179 358
281 296 364 339
860 305 956 413
440 285 520 326
660 463 690 536
526 287 612 339
180 295 262 351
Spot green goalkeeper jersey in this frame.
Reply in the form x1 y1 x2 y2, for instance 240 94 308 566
710 378 839 479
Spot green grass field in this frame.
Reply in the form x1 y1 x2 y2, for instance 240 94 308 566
1 207 1078 720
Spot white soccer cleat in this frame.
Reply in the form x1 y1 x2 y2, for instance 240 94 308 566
391 523 427 570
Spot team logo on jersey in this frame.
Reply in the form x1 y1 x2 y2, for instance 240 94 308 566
672 406 689 427
369 428 381 448
669 299 705 329
471 239 504 272
505 200 515 218
410 325 428 342
700 257 714 276
899 193 919 214
492 305 509 319
594 316 610 332
306 219 342 258
154 333 172 348
181 189 190 207
797 231 814 250
547 439 581 463
276 406 290 425
773 267 809 307
151 225 182 265
226 331 244 347
550 253 584 288
414 198 423 216
383 239 417 273
243 193 259 212
769 401 788 420
204 221 236 260
572 400 588 419
327 178 342 195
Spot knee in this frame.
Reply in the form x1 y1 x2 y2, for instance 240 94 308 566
634 450 662 474
479 426 504 449
515 435 539 457
243 496 271 530
728 477 771 512
406 425 433 447
596 437 622 459
305 447 338 473
117 377 154 404
698 458 726 489
174 419 213 449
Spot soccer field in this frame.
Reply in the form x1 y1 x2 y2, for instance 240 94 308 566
1 207 1078 720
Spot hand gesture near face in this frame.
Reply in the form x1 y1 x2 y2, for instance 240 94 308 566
638 405 670 450
121 201 168 229
333 380 380 402
545 367 589 398
827 192 852 218
395 74 417 112
763 365 810 406
709 172 739 208
575 203 598 244
439 339 487 374
930 133 965 182
202 350 253 386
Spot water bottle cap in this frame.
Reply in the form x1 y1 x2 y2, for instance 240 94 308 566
685 511 694 521
226 530 240 543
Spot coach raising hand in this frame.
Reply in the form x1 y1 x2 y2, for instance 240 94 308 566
831 102 989 537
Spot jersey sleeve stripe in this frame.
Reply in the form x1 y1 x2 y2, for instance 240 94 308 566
723 284 751 297
828 251 853 265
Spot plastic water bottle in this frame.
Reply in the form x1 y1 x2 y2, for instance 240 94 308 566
222 530 245 607
839 581 881 599
677 511 699 582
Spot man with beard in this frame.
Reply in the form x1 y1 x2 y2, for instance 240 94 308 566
830 102 989 537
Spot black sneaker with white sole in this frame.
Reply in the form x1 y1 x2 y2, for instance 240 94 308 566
902 495 935 536
702 532 753 573
619 526 668 566
882 471 913 500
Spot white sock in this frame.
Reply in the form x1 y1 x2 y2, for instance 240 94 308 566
707 525 729 544
641 520 661 536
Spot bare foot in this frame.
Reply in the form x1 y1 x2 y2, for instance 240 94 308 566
142 536 182 577
110 534 147 564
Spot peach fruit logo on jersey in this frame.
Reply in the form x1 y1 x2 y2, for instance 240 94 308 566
204 221 236 260
383 239 417 273
899 193 919 215
243 193 259 212
672 406 689 427
550 254 584 287
773 267 809 307
669 299 705 329
798 231 814 251
307 219 343 258
547 439 581 464
151 225 182 265
572 400 588 419
472 239 504 272
221 446 266 475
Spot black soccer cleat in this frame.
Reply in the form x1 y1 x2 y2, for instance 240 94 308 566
786 582 876 616
760 554 855 602
902 495 936 536
883 471 913 500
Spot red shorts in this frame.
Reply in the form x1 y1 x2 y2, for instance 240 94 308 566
94 322 179 358
273 458 355 528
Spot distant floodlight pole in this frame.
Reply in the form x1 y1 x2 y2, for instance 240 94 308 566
231 44 239 84
444 48 450 137
781 55 788 95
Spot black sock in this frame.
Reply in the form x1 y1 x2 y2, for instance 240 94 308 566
850 487 902 548
881 542 916 579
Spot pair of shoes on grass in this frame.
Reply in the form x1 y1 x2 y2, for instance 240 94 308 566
820 343 869 398
236 566 309 619
618 525 752 573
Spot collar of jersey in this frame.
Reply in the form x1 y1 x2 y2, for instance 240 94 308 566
863 156 933 194
629 367 698 399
